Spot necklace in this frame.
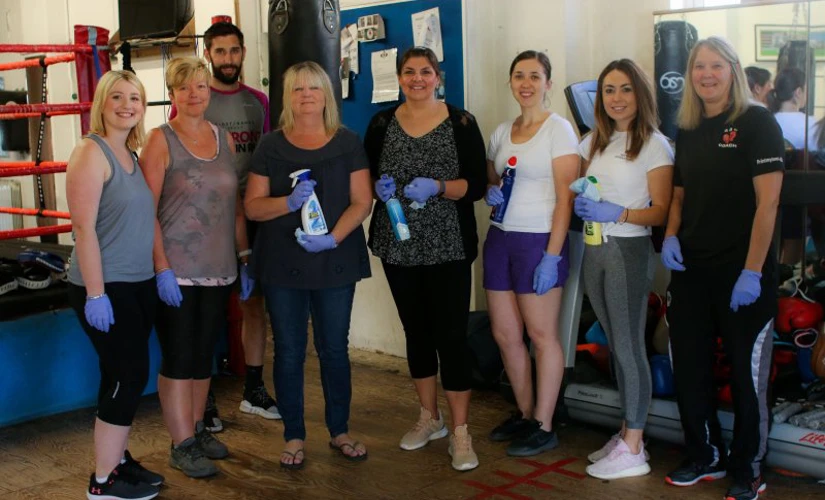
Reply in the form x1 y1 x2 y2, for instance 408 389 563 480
176 122 205 145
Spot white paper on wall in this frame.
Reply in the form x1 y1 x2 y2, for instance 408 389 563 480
341 23 359 75
371 48 399 104
412 7 443 62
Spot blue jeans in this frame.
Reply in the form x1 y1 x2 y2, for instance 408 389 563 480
263 283 356 442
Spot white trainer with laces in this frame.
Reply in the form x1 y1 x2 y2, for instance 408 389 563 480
588 433 650 463
400 407 448 450
448 424 479 472
586 438 651 480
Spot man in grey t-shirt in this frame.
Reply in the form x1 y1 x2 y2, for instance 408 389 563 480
201 21 279 429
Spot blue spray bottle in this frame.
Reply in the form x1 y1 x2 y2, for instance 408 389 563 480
490 156 517 223
383 175 411 241
289 169 328 235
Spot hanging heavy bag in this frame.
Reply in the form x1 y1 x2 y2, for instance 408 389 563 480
269 0 342 129
654 20 698 141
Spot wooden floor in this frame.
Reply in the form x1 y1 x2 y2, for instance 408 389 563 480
1 349 822 499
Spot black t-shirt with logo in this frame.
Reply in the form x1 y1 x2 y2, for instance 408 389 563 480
674 105 784 267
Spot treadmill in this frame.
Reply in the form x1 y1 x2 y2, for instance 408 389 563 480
559 80 825 479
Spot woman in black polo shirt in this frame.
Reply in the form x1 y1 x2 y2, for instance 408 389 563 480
660 36 784 500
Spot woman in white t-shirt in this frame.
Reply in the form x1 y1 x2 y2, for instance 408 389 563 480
573 59 673 480
483 50 580 457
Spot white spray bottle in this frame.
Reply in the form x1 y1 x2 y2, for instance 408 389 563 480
289 169 328 235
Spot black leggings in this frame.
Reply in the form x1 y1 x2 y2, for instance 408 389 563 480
156 284 231 379
68 279 157 426
382 260 473 391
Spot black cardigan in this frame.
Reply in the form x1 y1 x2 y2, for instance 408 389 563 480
363 103 487 263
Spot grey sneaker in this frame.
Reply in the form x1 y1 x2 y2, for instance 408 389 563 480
169 437 218 478
195 420 229 459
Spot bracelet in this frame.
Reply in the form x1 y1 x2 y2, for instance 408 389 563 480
86 293 107 301
618 209 629 225
237 249 252 258
438 179 446 197
154 267 170 275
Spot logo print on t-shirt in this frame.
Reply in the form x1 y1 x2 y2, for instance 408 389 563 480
719 127 738 148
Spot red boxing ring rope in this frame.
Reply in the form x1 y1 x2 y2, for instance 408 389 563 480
0 110 77 120
0 224 72 240
0 44 107 54
0 161 67 168
0 54 75 72
0 102 91 114
0 207 70 219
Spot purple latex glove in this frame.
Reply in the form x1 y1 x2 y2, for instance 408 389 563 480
85 293 114 333
403 177 439 204
533 253 562 296
730 269 762 312
375 175 396 203
287 179 317 212
574 195 625 223
661 236 686 272
156 269 183 307
239 264 254 301
297 233 338 253
485 185 504 206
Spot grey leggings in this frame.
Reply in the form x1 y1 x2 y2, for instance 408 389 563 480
583 236 653 429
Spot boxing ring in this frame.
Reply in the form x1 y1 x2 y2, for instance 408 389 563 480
0 34 162 428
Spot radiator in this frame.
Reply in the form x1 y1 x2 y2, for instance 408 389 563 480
0 179 23 231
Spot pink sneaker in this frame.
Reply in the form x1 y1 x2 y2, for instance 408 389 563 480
586 438 651 480
588 434 650 463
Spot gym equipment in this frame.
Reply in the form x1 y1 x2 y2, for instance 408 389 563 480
654 20 697 141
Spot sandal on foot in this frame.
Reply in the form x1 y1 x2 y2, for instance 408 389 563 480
279 449 305 470
329 440 368 462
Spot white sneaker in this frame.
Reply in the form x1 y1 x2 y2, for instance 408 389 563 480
448 424 479 471
400 407 448 450
586 438 651 480
588 433 650 463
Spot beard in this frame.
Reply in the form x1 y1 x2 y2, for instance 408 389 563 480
212 63 242 85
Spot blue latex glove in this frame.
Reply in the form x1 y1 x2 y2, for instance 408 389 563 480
403 177 439 204
239 264 254 301
569 177 602 201
296 232 337 253
730 269 762 312
485 185 504 206
533 253 562 296
661 236 686 272
85 294 114 333
375 175 396 203
156 269 183 307
287 179 317 212
574 195 625 223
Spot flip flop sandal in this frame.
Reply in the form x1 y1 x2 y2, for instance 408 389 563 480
16 263 51 290
17 249 65 273
279 449 305 470
329 441 368 462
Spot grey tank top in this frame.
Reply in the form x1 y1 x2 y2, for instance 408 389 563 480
157 123 238 281
68 134 155 286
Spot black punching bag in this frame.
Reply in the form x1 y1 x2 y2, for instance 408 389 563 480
654 21 698 141
269 0 341 130
777 40 815 116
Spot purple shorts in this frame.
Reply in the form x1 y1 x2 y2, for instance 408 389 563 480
483 226 570 294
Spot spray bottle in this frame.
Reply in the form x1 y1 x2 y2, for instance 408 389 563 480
490 156 518 223
289 169 328 235
382 175 410 241
582 175 602 246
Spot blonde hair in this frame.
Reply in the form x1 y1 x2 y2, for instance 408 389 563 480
279 61 340 136
677 36 751 130
164 57 210 92
89 70 147 151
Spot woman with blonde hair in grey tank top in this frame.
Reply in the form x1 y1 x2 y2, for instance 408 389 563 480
66 70 163 500
139 57 251 479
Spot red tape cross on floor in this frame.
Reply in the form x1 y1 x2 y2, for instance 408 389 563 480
463 457 586 500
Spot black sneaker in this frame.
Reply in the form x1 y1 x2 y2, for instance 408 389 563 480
505 420 559 457
195 420 229 459
117 450 165 486
239 383 281 420
169 437 218 478
204 390 223 432
665 459 727 486
87 470 159 500
489 411 532 442
725 476 766 500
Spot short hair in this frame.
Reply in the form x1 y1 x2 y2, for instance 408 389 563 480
204 22 244 49
744 66 771 92
509 50 552 80
278 61 340 136
588 59 659 162
397 46 441 76
770 67 806 113
89 70 147 151
165 57 210 92
677 36 751 130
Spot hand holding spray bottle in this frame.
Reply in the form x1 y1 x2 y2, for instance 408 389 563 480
490 156 518 223
289 169 328 235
